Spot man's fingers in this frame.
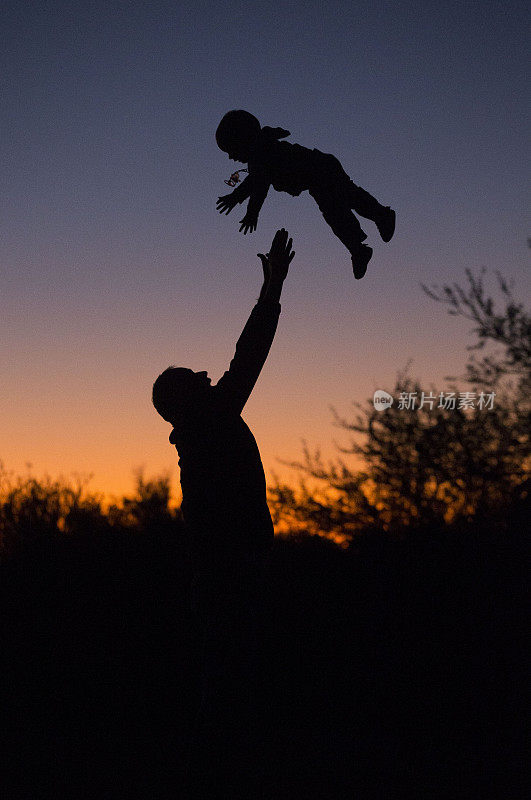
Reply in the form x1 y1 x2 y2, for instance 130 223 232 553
270 229 287 252
271 229 290 255
265 229 294 271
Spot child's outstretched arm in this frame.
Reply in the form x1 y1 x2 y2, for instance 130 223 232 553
216 176 252 215
239 176 270 235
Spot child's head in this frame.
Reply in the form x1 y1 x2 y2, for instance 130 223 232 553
216 110 261 161
152 367 211 423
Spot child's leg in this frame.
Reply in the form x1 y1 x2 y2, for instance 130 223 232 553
313 194 373 278
314 194 368 252
347 181 383 221
313 155 383 222
345 178 396 243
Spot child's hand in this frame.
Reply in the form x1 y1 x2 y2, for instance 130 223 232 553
216 193 238 214
239 212 258 234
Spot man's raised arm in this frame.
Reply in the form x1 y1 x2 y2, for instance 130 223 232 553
216 229 295 414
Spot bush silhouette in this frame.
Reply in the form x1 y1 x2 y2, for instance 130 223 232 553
269 269 530 538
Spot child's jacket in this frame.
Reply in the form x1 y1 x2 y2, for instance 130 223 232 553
248 126 336 198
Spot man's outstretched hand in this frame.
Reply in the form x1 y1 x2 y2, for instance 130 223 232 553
257 228 295 283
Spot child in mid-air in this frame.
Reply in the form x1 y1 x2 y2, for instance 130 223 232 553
215 109 395 279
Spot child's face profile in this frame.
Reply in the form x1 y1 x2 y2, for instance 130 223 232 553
216 110 260 162
227 148 249 163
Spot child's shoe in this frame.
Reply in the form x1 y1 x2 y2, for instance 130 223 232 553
375 207 396 242
351 244 373 280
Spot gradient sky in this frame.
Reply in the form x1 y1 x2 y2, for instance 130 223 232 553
1 0 529 501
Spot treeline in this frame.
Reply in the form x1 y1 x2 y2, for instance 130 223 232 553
0 466 527 795
1 475 526 797
1 268 529 555
0 467 183 559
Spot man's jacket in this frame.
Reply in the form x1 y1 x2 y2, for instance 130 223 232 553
169 297 280 569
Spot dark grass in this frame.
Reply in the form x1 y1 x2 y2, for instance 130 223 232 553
1 509 527 799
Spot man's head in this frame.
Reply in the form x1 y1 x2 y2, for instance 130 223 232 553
152 367 211 423
215 110 261 162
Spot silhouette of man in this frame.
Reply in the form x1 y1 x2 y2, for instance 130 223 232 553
152 229 295 797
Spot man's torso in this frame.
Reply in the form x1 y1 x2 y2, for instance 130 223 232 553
171 395 274 567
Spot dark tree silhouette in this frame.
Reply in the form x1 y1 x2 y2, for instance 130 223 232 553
106 469 177 530
0 466 182 558
422 267 531 392
269 270 530 538
0 465 103 555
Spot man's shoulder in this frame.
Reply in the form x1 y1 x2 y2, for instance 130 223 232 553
210 382 244 413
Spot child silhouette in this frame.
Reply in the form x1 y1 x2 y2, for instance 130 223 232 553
216 109 395 279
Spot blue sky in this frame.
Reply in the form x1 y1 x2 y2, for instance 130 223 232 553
1 0 529 496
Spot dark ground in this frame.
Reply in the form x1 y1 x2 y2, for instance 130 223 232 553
2 513 527 799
